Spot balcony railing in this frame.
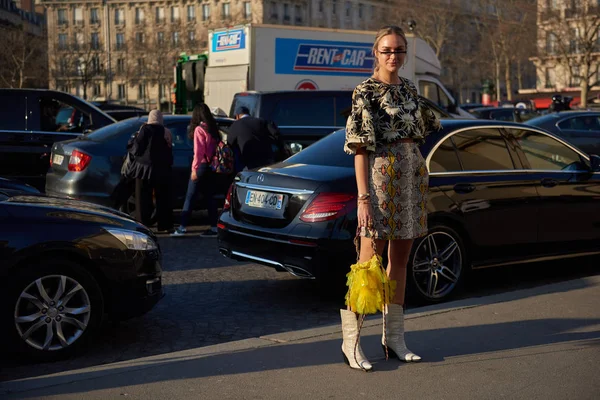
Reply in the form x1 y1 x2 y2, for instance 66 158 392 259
541 9 560 21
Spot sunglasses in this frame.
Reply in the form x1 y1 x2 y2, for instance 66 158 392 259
378 50 407 55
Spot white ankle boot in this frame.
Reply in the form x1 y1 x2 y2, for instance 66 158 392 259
383 304 421 362
340 309 373 371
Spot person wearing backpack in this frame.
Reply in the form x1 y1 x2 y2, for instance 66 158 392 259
172 104 220 237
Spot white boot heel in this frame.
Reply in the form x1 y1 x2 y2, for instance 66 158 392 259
340 309 373 371
383 304 421 363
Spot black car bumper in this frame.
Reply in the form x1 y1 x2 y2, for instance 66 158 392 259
217 224 354 280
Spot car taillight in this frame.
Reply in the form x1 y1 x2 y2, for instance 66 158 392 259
68 149 91 172
300 193 356 223
223 183 234 211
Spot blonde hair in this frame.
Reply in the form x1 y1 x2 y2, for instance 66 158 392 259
372 25 408 73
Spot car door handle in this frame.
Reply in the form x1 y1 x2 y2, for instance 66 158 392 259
453 183 476 194
541 178 558 188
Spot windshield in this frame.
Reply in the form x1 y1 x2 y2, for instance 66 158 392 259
285 129 353 168
86 118 145 141
229 94 259 118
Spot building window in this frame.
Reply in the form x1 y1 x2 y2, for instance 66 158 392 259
346 1 352 17
332 0 337 15
93 83 101 98
90 8 100 24
318 0 324 13
570 66 581 86
295 5 303 24
243 2 251 19
358 4 363 18
188 30 195 43
187 5 195 22
171 6 180 22
270 2 278 19
118 84 126 100
138 84 146 100
117 58 125 73
57 9 67 25
157 31 164 44
73 7 83 25
135 32 145 44
283 4 290 22
545 67 555 88
202 4 210 21
91 32 100 49
91 56 101 74
75 32 84 49
116 33 125 50
546 32 557 54
222 2 231 19
137 58 145 73
159 84 166 99
156 7 165 23
59 59 69 74
172 31 179 45
58 33 68 50
135 8 145 24
115 9 125 25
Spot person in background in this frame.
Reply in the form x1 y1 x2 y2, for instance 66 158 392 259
172 103 220 237
227 106 275 171
129 110 173 232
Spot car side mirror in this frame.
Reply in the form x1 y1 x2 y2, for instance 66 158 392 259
447 103 457 114
590 154 600 172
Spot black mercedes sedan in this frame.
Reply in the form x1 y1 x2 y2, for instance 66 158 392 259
218 119 600 304
524 111 600 155
0 191 163 360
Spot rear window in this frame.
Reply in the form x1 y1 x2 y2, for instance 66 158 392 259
271 96 335 126
86 118 145 141
286 129 353 168
229 94 259 118
0 93 26 130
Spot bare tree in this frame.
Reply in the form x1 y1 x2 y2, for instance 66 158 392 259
0 25 47 88
540 2 600 108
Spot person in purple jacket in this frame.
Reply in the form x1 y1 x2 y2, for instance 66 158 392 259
172 104 220 237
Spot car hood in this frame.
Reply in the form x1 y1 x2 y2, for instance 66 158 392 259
3 194 138 227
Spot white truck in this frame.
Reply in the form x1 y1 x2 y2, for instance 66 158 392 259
204 24 470 118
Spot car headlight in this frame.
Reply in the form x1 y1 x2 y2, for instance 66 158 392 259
107 229 158 251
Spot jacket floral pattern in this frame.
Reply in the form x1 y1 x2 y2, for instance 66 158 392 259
344 77 442 154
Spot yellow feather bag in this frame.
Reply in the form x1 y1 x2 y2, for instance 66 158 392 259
345 252 396 315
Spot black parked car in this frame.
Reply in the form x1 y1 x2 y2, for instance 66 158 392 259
217 120 600 304
0 192 163 359
231 91 452 154
524 111 600 155
0 89 116 191
45 115 236 216
0 176 40 194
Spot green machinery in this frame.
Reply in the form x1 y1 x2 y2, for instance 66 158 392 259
172 53 208 114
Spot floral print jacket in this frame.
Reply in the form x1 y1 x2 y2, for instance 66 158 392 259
344 77 442 154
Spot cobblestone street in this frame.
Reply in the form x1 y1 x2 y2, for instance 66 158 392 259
1 224 598 382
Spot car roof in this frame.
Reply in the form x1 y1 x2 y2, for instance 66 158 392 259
235 90 353 96
524 110 600 125
123 115 235 124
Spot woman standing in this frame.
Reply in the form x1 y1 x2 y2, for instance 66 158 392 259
172 103 220 237
341 25 441 371
130 110 173 232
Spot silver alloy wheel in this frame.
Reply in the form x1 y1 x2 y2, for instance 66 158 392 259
14 275 91 351
411 231 462 300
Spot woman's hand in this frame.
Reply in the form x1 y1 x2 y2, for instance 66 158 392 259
357 201 373 229
191 170 198 182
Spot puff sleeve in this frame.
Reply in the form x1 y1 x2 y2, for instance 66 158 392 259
344 86 377 154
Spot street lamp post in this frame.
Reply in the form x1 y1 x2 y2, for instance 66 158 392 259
103 0 112 102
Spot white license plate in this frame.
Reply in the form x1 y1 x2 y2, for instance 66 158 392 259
245 190 283 210
52 154 64 165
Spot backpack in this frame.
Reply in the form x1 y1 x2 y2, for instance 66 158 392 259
210 140 234 174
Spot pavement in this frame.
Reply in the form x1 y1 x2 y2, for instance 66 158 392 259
2 274 599 400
